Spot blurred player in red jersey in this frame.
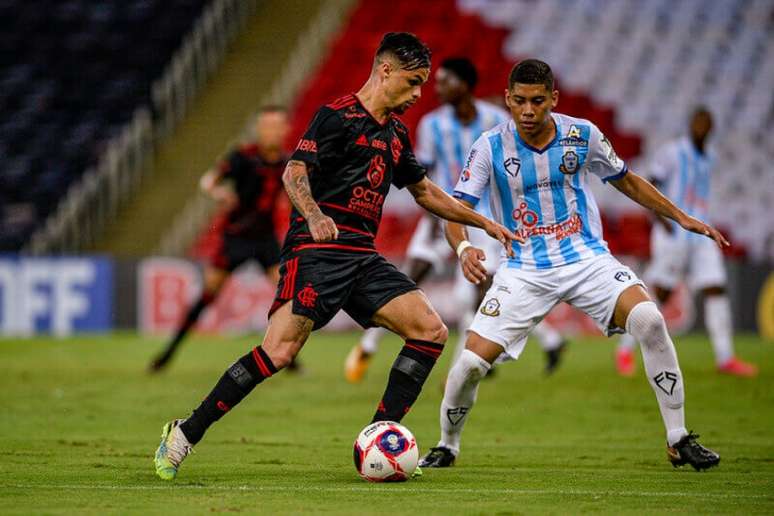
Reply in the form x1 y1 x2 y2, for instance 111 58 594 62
149 106 299 372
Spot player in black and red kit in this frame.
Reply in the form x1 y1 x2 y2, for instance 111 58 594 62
148 106 293 372
154 33 520 480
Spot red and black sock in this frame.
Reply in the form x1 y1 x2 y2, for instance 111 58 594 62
180 346 277 444
371 339 444 423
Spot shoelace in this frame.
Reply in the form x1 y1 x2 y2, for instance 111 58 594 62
681 432 715 459
165 426 193 466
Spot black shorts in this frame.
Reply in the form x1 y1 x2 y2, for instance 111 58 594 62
211 234 281 272
269 249 419 330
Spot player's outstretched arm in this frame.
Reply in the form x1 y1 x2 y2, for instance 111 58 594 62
610 171 729 248
200 168 238 209
407 177 521 254
444 202 488 285
282 159 338 242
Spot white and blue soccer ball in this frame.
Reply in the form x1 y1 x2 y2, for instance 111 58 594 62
353 421 419 482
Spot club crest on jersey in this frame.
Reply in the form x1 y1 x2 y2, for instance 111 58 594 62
480 298 501 317
615 270 631 282
366 154 386 188
446 407 469 425
504 157 521 178
297 283 318 308
559 150 579 175
460 168 471 182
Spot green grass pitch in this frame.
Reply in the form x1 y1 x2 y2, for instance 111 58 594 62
1 331 772 514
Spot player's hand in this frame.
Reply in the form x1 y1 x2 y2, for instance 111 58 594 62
308 213 339 242
483 221 523 258
679 215 729 248
460 246 488 285
213 187 239 210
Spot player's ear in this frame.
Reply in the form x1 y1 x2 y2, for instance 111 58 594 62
551 89 559 109
504 88 512 108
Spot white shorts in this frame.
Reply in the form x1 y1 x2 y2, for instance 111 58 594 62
645 225 727 290
406 214 453 272
470 253 643 360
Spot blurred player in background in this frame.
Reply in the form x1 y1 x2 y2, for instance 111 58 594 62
420 60 723 471
153 33 519 480
148 106 298 372
345 57 568 384
615 108 758 377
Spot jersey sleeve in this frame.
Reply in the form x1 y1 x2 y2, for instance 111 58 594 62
214 149 243 181
452 134 491 207
290 106 343 170
586 124 628 183
391 124 427 189
414 114 435 167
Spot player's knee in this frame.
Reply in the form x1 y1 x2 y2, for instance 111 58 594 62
262 341 299 370
454 349 489 383
626 301 667 347
422 316 449 344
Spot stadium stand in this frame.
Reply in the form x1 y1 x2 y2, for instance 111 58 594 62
0 0 209 251
192 0 647 260
460 0 774 261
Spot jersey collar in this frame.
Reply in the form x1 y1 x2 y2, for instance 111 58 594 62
511 114 559 154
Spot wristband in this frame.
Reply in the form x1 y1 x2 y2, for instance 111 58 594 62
456 240 472 258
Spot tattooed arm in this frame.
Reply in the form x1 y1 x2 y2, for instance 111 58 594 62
282 160 339 242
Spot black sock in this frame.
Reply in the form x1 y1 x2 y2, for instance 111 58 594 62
180 346 278 444
166 293 215 351
371 340 444 423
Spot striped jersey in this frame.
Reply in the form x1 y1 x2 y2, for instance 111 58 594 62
453 113 628 270
650 136 714 240
415 100 510 218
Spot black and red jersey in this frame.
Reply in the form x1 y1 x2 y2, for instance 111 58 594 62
215 143 286 238
287 94 426 252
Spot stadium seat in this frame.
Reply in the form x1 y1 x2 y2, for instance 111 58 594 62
0 0 209 251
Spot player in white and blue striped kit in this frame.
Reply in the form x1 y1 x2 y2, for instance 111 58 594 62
420 60 725 471
345 58 568 383
616 108 757 377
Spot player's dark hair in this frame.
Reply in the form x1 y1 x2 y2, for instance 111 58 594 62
376 32 431 71
690 105 712 120
440 57 478 90
509 59 554 91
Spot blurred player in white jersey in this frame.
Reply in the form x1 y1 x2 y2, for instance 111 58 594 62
420 60 723 471
615 108 757 377
344 57 568 383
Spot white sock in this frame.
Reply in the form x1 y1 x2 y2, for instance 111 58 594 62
438 349 490 456
704 295 734 365
532 321 562 351
618 332 637 351
625 301 687 446
360 327 386 355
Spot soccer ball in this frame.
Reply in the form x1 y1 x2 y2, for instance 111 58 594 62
353 421 419 482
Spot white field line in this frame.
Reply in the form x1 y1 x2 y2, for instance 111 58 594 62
0 484 771 500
